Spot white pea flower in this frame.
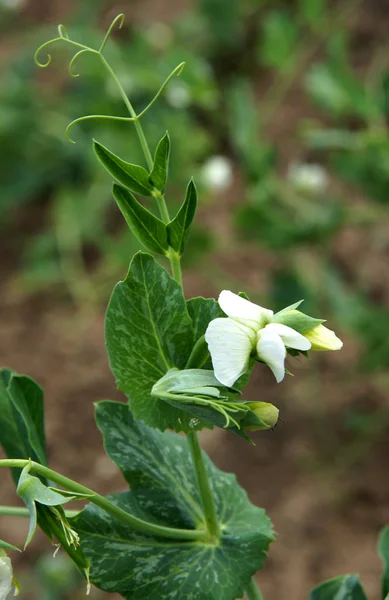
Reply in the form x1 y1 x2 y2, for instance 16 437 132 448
0 555 13 600
205 291 342 387
201 156 233 191
287 161 329 193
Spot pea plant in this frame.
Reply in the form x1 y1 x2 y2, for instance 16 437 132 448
0 15 388 600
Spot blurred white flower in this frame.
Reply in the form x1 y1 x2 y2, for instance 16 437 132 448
288 161 329 193
0 0 24 9
0 555 13 600
205 291 311 386
165 82 191 109
201 156 233 191
144 22 173 51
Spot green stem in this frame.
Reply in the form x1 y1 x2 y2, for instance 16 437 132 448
0 506 80 519
186 433 220 541
245 577 264 600
99 54 154 170
0 460 205 542
185 335 209 369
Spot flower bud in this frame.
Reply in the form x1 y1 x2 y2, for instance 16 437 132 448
303 324 343 351
243 402 279 431
0 553 13 600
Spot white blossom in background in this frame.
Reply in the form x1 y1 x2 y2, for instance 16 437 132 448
144 22 173 51
288 161 329 193
201 156 233 192
165 82 191 109
205 291 342 387
0 0 24 9
0 555 13 600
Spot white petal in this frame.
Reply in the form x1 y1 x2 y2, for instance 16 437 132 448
205 317 254 387
256 329 286 383
218 290 273 329
264 323 311 351
0 556 13 600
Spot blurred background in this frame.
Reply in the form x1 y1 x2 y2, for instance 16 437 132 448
0 0 388 598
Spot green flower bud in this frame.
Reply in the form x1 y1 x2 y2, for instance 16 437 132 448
243 402 279 431
303 324 343 351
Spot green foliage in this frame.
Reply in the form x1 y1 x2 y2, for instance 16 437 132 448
167 179 198 255
112 184 169 254
94 141 154 195
149 132 170 192
259 11 298 72
379 526 389 598
71 400 274 600
105 252 202 432
0 370 47 482
310 575 368 599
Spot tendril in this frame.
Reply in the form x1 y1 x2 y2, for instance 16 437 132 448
137 62 186 120
99 13 125 54
58 24 69 39
68 48 98 78
34 37 91 69
66 114 137 143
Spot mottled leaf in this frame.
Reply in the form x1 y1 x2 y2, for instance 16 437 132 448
187 297 224 343
105 252 205 432
94 141 153 196
112 184 168 255
72 401 274 600
310 575 368 600
0 369 47 483
167 179 197 256
379 526 389 598
149 132 170 192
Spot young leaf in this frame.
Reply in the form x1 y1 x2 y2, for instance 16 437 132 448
71 400 274 600
0 370 47 483
112 184 169 255
105 252 198 432
94 141 153 196
149 132 170 192
167 179 198 256
379 526 389 598
17 464 82 547
310 574 368 600
0 541 21 553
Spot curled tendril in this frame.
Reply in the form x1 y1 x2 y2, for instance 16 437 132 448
136 62 186 119
68 48 98 78
99 13 125 54
66 114 136 143
58 24 69 39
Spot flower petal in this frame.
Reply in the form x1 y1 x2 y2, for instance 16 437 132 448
264 323 311 351
205 317 255 387
218 290 273 329
0 556 13 600
303 324 343 351
256 329 286 383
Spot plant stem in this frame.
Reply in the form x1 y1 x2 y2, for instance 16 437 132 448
0 460 205 542
0 506 80 519
186 432 220 541
107 62 221 544
245 577 264 600
99 54 154 170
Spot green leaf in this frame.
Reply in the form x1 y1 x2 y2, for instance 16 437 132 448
149 132 170 192
105 252 201 432
71 401 274 600
167 179 198 256
187 297 224 343
94 141 153 196
260 11 299 72
299 0 325 28
0 541 21 552
310 575 368 600
273 309 325 333
0 370 47 483
112 184 169 255
17 464 84 547
378 526 389 598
